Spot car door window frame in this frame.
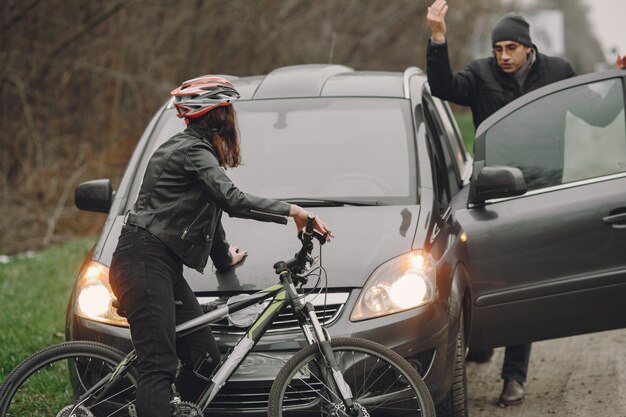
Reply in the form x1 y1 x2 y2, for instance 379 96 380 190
422 94 462 210
432 98 470 180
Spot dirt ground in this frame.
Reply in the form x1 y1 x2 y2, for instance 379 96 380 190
466 328 626 417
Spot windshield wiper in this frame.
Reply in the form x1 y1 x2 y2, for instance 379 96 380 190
280 198 382 207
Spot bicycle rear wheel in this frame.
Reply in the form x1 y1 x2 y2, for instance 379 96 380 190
0 341 138 417
268 337 435 417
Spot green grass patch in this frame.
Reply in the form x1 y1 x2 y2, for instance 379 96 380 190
454 111 476 155
0 239 95 382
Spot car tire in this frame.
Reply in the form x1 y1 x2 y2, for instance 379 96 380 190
436 313 468 417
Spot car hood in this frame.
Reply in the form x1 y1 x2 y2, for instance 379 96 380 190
101 205 419 292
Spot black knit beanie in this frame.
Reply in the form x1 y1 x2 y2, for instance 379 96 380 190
491 13 532 46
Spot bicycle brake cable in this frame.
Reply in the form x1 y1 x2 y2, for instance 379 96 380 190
297 245 329 321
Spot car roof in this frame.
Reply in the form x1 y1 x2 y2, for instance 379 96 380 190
221 64 425 100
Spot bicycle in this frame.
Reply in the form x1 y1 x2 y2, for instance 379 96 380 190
0 214 435 417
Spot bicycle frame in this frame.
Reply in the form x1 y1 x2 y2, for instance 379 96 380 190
76 268 344 414
193 274 308 408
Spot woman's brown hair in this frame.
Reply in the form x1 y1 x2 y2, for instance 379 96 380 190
190 105 241 168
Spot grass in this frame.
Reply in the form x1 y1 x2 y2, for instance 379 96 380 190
454 111 476 155
0 238 95 382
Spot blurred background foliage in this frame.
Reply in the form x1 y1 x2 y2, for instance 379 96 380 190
0 0 604 254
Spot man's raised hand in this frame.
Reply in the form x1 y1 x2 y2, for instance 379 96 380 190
427 0 449 44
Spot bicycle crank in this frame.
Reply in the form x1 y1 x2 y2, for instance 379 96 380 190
171 400 203 417
55 405 95 417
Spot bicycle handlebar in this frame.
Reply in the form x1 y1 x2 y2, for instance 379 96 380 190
274 212 325 276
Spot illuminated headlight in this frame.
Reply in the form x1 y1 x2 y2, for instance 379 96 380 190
75 262 128 327
351 250 435 321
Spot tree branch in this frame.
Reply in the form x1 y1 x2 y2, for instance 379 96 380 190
42 163 90 247
1 0 42 37
35 1 127 81
5 74 44 167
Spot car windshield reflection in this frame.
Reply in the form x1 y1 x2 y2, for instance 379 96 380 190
129 97 417 209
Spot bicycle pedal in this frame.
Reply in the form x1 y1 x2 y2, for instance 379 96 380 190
128 404 137 417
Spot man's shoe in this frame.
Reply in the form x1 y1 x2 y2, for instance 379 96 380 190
498 379 525 406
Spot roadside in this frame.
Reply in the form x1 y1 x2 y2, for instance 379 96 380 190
0 239 94 380
467 329 626 416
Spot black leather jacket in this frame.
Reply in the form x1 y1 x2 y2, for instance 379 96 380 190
127 124 291 272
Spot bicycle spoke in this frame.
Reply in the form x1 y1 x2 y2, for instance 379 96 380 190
0 343 138 417
269 338 434 417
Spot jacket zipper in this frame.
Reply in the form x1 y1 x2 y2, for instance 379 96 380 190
249 209 287 220
181 204 210 240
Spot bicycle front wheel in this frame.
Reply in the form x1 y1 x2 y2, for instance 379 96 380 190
268 337 435 417
0 341 138 417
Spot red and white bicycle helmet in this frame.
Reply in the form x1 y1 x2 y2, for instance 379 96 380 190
171 76 240 119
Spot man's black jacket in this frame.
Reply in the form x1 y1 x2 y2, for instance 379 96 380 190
127 124 291 272
426 40 576 128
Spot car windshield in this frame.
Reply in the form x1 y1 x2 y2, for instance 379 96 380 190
129 97 417 206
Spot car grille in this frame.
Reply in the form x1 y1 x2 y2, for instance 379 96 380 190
198 292 349 335
206 380 323 412
412 348 436 377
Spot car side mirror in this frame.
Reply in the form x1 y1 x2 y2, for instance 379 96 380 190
469 166 527 206
75 179 114 213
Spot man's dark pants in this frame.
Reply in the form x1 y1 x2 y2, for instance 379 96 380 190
502 343 531 383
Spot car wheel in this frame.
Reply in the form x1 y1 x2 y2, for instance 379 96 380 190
436 313 468 417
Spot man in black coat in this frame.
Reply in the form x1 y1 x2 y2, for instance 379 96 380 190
425 0 577 407
426 2 575 129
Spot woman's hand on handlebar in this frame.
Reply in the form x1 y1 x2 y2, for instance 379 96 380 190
289 204 333 241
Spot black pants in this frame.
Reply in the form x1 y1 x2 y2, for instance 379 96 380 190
501 343 531 383
109 225 220 417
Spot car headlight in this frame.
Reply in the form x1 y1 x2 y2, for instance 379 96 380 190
350 250 435 321
75 261 128 327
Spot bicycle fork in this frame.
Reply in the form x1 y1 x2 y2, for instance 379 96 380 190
290 286 358 415
306 303 357 408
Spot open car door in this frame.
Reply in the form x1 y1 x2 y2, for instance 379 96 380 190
458 70 626 349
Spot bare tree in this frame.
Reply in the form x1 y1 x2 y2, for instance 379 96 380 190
0 0 502 254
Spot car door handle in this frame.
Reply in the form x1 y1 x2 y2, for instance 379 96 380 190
602 211 626 228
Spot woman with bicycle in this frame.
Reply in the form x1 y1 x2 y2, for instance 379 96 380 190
108 76 331 417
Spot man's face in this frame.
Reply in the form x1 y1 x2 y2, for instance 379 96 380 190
493 41 532 73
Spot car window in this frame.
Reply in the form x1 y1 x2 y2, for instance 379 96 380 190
485 78 626 191
433 98 467 172
126 97 417 208
423 96 462 209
